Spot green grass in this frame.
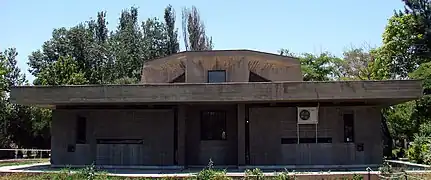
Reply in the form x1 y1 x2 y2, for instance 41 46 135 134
0 158 49 167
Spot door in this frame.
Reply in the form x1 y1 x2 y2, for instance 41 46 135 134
186 104 238 166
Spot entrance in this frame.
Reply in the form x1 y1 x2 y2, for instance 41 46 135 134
185 104 238 166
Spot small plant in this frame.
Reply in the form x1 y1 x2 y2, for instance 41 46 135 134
274 171 295 180
76 163 98 180
244 168 264 180
195 159 231 180
352 174 364 180
378 160 393 176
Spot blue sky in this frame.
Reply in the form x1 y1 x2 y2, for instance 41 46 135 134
1 0 404 82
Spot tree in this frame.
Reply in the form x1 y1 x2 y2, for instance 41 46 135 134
337 45 391 80
298 52 342 81
28 28 70 77
35 56 88 86
379 13 425 78
0 59 6 93
28 18 109 85
0 47 51 150
164 5 180 55
142 18 170 59
278 48 296 57
401 0 431 58
182 6 213 51
111 6 145 81
1 48 26 91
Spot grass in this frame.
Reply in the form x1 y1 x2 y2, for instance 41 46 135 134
0 158 49 167
0 173 131 180
0 160 430 180
0 170 431 180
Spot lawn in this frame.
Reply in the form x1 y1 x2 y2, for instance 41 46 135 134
0 158 49 167
1 171 431 180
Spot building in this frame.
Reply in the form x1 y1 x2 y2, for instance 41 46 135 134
10 50 423 169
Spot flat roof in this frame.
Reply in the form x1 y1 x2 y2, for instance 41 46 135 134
10 80 423 107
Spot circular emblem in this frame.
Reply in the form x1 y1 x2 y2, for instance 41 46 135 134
299 110 310 120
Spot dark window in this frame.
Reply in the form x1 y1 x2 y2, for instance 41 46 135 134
170 73 185 83
76 116 87 144
207 70 226 83
344 113 355 143
249 71 270 82
201 111 227 140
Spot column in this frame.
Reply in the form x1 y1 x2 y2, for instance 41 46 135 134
177 105 187 166
237 104 246 165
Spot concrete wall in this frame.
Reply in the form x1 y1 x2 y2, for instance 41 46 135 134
51 109 174 166
141 50 302 83
51 104 382 167
248 106 382 165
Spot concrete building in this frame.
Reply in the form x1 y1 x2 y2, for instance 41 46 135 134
10 50 423 169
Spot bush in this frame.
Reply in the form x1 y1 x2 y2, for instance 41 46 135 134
195 159 231 180
407 134 431 164
244 168 264 180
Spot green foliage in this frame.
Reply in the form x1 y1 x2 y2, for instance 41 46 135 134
195 160 231 180
379 13 426 78
352 174 364 180
401 0 431 59
112 77 139 85
298 52 342 81
0 57 6 95
274 171 295 180
385 101 416 141
339 47 374 80
410 61 431 91
29 5 186 85
76 163 98 180
244 168 264 180
164 4 180 55
35 56 88 85
407 134 431 164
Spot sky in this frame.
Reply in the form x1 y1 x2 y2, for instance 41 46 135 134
0 0 405 82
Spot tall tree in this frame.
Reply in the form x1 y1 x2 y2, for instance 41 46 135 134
0 47 50 149
1 48 26 91
402 0 431 58
112 6 144 81
181 6 213 51
378 14 424 78
142 18 169 60
164 4 180 55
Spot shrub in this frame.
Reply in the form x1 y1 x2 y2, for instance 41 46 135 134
274 171 296 180
195 159 231 180
407 134 431 164
244 168 264 180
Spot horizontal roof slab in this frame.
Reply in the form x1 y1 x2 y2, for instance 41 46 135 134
10 80 423 107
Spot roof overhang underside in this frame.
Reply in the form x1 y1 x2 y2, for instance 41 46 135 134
10 80 423 108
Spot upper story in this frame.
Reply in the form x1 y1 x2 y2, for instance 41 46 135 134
141 50 303 83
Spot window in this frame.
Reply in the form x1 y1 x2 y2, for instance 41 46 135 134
207 70 226 83
249 71 270 82
343 113 355 143
201 111 227 140
76 116 87 144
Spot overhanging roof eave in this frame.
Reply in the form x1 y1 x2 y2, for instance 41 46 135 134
10 80 423 107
